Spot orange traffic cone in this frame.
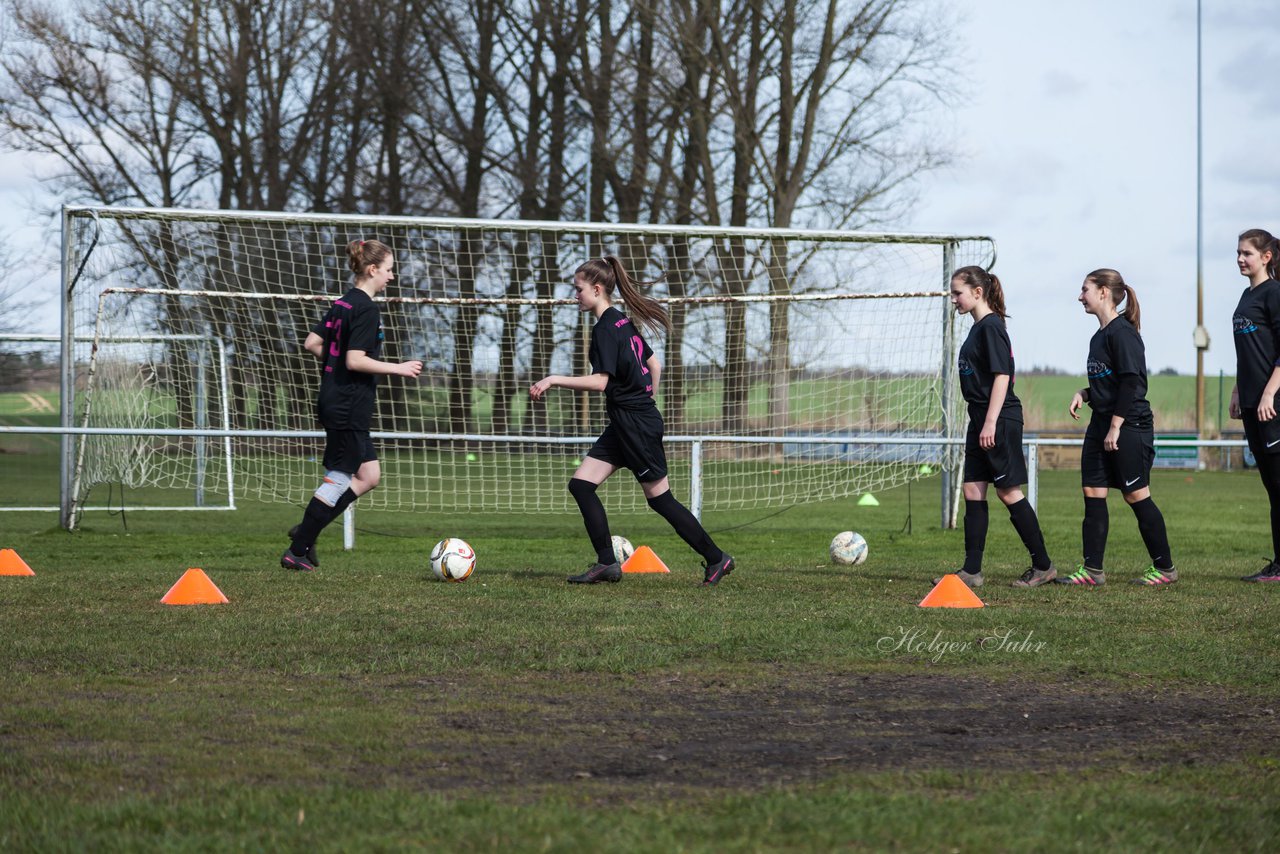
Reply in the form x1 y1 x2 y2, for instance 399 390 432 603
622 545 671 574
0 548 35 576
919 574 984 609
161 568 229 605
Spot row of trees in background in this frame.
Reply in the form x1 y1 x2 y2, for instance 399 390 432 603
1 0 956 436
1 0 952 228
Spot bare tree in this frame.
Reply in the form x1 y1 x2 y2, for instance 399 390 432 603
699 0 952 430
0 0 957 440
0 257 37 335
403 0 506 436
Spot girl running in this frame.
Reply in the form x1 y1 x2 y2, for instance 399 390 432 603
529 256 734 585
1232 229 1280 583
1059 269 1176 586
940 265 1055 588
282 239 423 571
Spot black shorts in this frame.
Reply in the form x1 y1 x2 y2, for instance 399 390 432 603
322 429 377 474
962 416 1027 486
1242 408 1280 459
587 408 669 483
1081 418 1154 492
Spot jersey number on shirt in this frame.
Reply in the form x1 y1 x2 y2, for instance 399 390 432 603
629 336 650 375
328 318 344 357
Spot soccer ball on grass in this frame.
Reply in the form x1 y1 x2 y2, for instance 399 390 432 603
430 538 476 581
830 531 868 566
611 535 635 564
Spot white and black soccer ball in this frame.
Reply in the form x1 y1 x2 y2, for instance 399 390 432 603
430 538 476 582
830 531 868 566
611 535 635 564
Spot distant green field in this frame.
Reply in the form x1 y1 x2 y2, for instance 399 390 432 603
0 375 1244 515
1017 373 1238 432
1 373 1242 435
0 390 58 419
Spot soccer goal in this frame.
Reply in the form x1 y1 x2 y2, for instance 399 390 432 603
58 206 994 529
0 332 232 514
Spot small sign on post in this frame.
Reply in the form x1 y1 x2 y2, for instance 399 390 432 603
1154 433 1200 470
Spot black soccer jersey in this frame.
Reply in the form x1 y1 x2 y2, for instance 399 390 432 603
311 288 384 429
1085 316 1152 428
958 313 1022 421
589 306 656 411
1233 279 1280 409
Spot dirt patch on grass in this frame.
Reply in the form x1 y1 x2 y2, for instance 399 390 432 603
382 669 1278 792
9 669 1275 798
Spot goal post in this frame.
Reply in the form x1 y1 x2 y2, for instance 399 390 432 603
59 205 993 527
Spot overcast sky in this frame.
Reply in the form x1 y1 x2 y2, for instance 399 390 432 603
3 0 1277 375
907 0 1280 374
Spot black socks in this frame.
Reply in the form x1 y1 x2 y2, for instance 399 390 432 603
1007 498 1052 570
289 488 359 556
1129 497 1173 570
569 478 615 565
568 479 723 566
962 499 988 574
647 490 722 565
1082 496 1108 570
1257 453 1280 563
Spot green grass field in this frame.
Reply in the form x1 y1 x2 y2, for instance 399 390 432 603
2 466 1279 850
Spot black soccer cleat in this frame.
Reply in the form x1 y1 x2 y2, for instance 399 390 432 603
567 561 622 584
1241 560 1280 583
702 554 735 586
280 548 317 572
1012 564 1057 588
932 569 984 589
287 525 320 567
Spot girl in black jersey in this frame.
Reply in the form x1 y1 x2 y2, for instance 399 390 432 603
529 256 734 586
1231 229 1280 583
939 266 1055 589
1059 269 1176 586
281 240 423 571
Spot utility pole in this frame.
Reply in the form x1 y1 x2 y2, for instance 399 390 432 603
1193 0 1211 437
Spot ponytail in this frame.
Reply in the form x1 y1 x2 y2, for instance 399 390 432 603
1121 284 1141 332
952 265 1008 319
1085 268 1141 333
1240 228 1280 281
986 273 1007 320
347 238 392 279
576 255 671 337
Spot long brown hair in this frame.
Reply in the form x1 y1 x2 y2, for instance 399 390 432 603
1085 268 1141 332
346 239 393 280
576 255 671 337
1240 228 1280 280
952 265 1008 319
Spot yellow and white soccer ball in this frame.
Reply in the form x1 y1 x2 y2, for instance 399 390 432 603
611 535 635 564
430 538 476 582
830 531 868 566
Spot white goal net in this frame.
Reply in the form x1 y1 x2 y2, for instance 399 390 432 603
60 207 993 520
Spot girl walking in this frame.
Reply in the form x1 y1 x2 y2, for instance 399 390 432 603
282 239 423 571
1058 269 1176 586
940 266 1055 588
1232 229 1280 583
530 256 734 585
